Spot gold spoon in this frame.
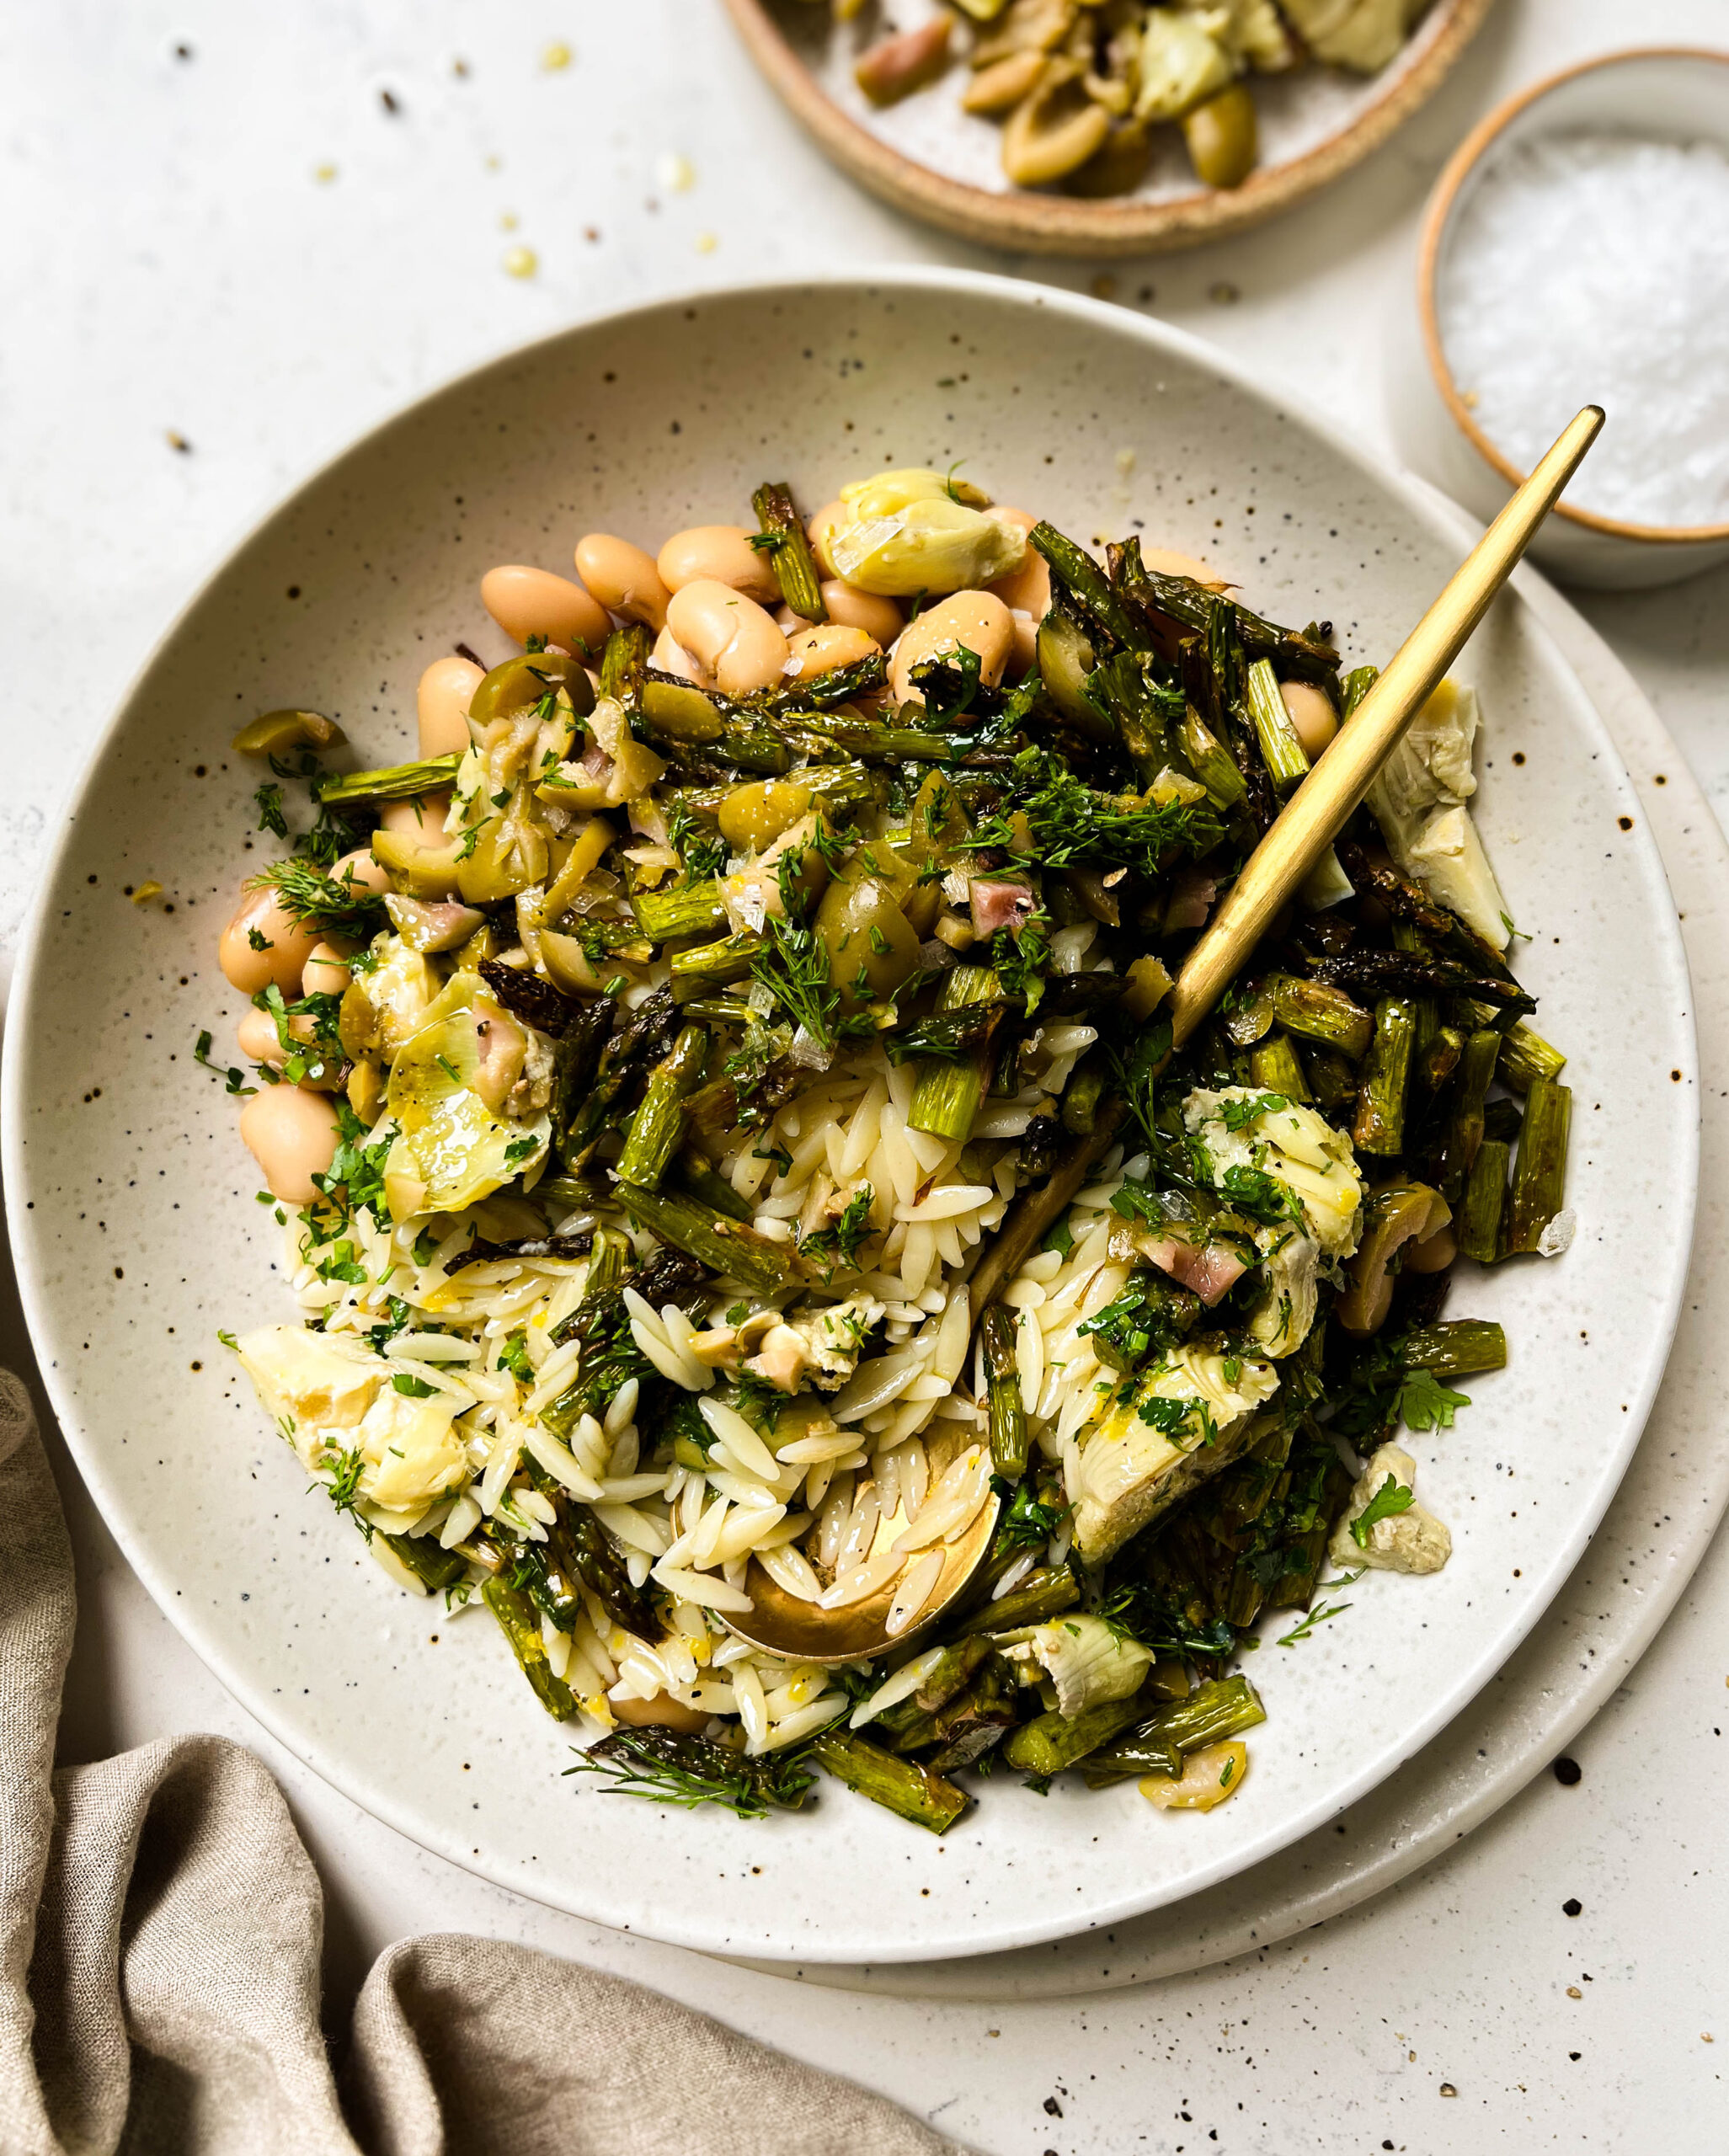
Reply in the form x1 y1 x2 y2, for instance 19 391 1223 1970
726 407 1604 1668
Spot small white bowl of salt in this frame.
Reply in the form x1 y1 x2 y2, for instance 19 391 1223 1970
1387 47 1729 589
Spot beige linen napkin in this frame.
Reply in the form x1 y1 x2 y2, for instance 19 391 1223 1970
0 1374 975 2156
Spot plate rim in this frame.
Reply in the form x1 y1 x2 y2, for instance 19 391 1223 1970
1 266 1699 1962
723 0 1501 258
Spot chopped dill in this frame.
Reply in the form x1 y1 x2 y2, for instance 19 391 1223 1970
565 1727 816 1818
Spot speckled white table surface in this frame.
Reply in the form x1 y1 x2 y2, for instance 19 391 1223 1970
5 2 1728 2148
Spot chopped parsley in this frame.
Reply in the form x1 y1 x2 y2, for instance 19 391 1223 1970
1394 1367 1471 1433
193 1028 256 1097
1217 1091 1288 1133
1350 1473 1415 1549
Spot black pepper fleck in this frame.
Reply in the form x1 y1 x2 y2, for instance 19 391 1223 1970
1554 1756 1582 1785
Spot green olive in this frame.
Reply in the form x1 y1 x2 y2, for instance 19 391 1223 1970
1182 83 1257 191
718 780 815 855
539 929 611 996
371 827 463 899
452 920 504 969
455 808 550 905
231 708 345 757
902 770 971 865
468 650 595 729
1336 1183 1450 1336
1036 614 1111 737
640 675 723 743
814 873 922 1012
337 981 377 1064
1065 120 1153 200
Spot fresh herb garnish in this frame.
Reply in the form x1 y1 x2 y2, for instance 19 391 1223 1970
750 915 838 1049
193 1028 257 1097
249 857 387 939
1350 1473 1415 1549
798 1183 875 1275
1394 1368 1470 1433
565 1726 817 1819
1276 1572 1363 1648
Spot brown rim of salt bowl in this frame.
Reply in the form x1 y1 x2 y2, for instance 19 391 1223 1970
1417 45 1729 548
726 0 1499 258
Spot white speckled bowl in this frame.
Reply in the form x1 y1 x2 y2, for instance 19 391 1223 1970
2 271 1697 1965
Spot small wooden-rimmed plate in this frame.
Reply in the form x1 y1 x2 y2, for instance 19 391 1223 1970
727 0 1498 256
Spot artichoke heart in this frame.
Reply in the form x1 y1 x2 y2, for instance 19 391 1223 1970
1365 676 1511 951
828 468 1027 597
1183 1085 1365 1259
384 991 551 1219
1072 1346 1279 1563
1277 0 1421 72
1001 1614 1154 1719
1136 9 1235 120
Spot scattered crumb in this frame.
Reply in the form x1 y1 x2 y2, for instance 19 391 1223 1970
503 245 538 279
542 40 573 70
1566 1986 1582 1999
658 151 696 192
379 87 401 115
1439 2083 1458 2098
165 430 191 453
1090 272 1118 300
313 162 337 184
499 211 519 232
1116 447 1136 474
695 231 718 254
1462 388 1480 408
131 881 164 905
1209 280 1240 305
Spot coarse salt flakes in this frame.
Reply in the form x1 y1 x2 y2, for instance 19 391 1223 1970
1438 134 1729 529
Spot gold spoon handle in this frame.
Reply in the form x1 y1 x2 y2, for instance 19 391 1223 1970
1166 404 1604 1048
969 407 1603 1321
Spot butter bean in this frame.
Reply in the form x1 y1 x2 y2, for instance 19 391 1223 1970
807 501 846 579
819 578 905 643
378 792 453 841
665 579 790 697
1141 547 1233 591
218 885 321 995
656 525 780 605
416 655 483 758
237 1007 280 1065
890 590 1013 706
986 507 1049 619
239 1084 342 1204
784 623 881 682
480 564 611 657
302 941 354 998
237 1005 343 1089
574 532 670 631
651 625 711 686
332 847 393 897
1280 680 1339 761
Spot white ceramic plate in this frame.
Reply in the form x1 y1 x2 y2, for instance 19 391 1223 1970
3 271 1696 1965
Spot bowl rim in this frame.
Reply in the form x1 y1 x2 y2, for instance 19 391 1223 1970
2 265 1698 1961
726 0 1498 257
1416 44 1729 546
